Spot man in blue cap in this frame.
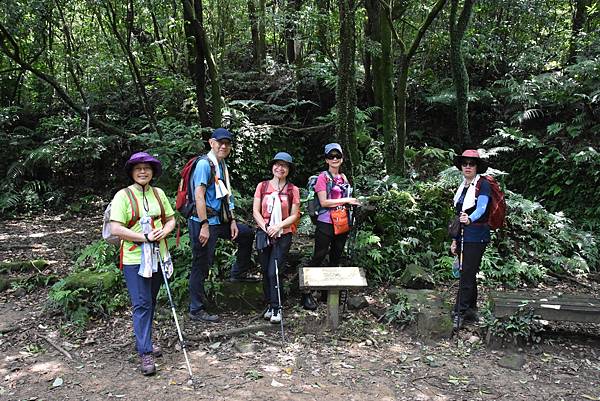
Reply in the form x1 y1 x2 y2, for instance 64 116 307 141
188 128 255 322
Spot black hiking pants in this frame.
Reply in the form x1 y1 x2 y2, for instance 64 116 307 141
454 242 487 316
309 221 349 267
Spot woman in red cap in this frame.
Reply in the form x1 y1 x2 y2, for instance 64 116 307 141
109 152 175 375
450 149 491 329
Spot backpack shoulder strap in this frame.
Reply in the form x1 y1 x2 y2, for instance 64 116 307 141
199 155 216 186
151 186 167 226
123 187 140 228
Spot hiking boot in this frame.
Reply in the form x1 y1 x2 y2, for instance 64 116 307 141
452 313 464 330
140 353 156 376
301 293 317 311
152 344 162 357
270 308 282 324
263 307 273 320
463 308 479 324
189 310 220 323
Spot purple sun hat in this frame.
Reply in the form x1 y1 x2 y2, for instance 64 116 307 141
124 152 162 178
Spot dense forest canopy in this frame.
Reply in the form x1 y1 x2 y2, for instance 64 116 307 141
0 0 598 232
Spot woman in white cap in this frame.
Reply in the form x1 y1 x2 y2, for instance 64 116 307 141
302 143 360 310
450 149 491 329
110 152 175 375
253 152 300 323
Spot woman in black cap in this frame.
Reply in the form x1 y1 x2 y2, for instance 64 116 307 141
253 152 300 324
450 149 491 329
110 152 175 375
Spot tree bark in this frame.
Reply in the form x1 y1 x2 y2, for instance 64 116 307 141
386 0 448 175
449 0 476 146
202 28 222 127
248 0 260 67
380 3 396 173
182 0 210 126
567 0 591 64
258 0 267 69
336 0 359 176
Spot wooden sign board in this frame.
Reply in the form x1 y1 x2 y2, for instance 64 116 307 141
299 267 367 290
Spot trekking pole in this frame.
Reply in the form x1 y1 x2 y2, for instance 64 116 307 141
272 239 285 343
154 244 193 379
452 226 465 338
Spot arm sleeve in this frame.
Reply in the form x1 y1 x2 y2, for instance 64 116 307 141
109 190 128 224
192 159 211 190
157 188 175 218
469 179 491 223
313 172 328 193
292 186 301 205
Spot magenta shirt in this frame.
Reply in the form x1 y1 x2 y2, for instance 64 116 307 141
314 172 347 224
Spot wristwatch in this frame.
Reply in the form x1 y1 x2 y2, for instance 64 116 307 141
144 233 150 242
199 219 209 227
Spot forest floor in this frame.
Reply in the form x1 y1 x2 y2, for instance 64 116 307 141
1 215 600 401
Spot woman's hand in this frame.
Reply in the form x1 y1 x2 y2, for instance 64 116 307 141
266 223 282 237
459 212 470 225
149 228 165 242
450 240 457 255
347 197 361 206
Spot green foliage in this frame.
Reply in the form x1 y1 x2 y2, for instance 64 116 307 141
384 295 416 326
481 302 543 344
48 240 127 326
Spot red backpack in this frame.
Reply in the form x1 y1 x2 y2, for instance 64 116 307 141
175 155 216 218
476 175 506 230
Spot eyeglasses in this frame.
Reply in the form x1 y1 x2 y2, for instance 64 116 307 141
326 154 342 160
461 161 477 167
216 139 232 147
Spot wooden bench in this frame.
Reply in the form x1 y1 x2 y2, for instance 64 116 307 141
491 291 600 324
299 266 368 330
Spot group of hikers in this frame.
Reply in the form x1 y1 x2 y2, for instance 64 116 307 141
108 127 493 376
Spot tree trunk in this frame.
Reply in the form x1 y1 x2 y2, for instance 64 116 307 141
449 0 476 146
567 0 591 64
380 4 396 173
390 0 448 175
202 28 222 127
258 0 267 69
316 0 329 60
182 0 210 126
248 0 260 67
336 0 358 176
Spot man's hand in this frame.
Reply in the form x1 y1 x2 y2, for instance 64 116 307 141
199 224 210 246
459 212 470 225
230 220 239 240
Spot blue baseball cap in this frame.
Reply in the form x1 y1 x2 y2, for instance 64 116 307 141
324 143 343 156
211 128 233 141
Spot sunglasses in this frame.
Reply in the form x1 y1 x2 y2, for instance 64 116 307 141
461 161 477 167
326 154 343 160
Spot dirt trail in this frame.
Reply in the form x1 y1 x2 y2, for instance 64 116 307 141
1 215 600 401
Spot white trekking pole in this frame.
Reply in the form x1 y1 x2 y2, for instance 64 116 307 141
154 244 194 379
273 240 285 343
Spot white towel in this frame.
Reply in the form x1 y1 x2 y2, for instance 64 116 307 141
453 174 481 211
207 151 231 200
267 192 283 238
138 215 158 278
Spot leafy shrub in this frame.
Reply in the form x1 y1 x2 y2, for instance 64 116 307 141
481 302 544 345
384 295 416 326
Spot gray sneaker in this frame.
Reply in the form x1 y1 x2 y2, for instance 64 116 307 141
189 310 220 323
270 308 282 324
263 307 273 320
140 353 156 376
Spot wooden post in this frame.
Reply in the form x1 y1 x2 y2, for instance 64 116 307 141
327 290 340 329
299 267 367 331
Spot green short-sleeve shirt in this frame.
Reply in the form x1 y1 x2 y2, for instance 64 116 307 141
110 185 174 265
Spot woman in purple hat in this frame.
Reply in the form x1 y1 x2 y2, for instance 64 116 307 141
109 152 175 375
450 149 491 330
302 143 360 310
